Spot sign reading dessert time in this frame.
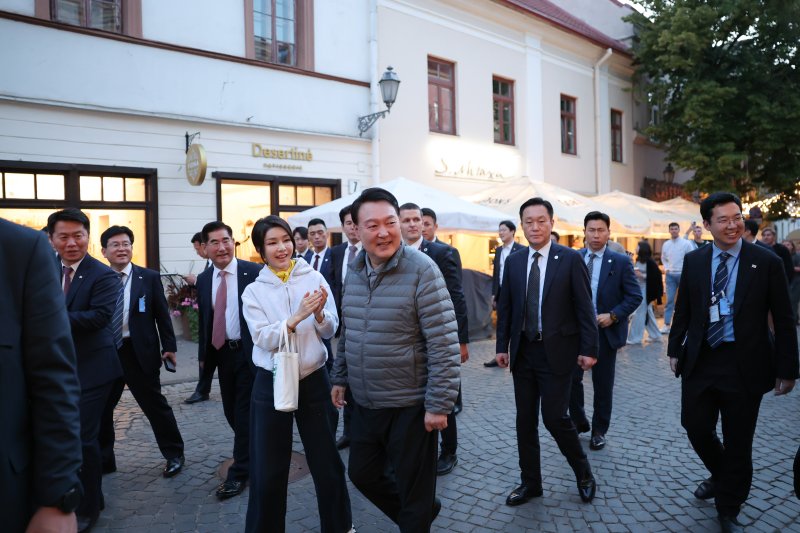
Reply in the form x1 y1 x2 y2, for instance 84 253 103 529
186 144 207 186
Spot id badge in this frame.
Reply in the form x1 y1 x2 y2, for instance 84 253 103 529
719 298 731 316
709 303 720 323
138 296 146 313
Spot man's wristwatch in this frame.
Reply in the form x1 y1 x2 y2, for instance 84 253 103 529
609 311 619 323
55 485 81 513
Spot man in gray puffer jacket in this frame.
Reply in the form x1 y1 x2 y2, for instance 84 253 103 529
331 187 460 533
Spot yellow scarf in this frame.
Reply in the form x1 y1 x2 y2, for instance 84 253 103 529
268 259 296 283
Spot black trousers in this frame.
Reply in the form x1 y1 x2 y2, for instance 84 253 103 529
99 340 184 466
77 381 114 519
245 367 351 533
681 342 762 518
214 341 254 482
348 403 438 533
513 337 590 488
440 383 460 455
194 345 218 396
569 334 617 435
340 386 355 438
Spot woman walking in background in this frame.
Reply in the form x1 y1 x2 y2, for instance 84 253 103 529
627 241 664 345
782 239 800 324
242 215 352 533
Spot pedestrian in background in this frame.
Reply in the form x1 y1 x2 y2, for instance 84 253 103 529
782 239 800 323
627 241 664 345
660 222 695 333
242 215 352 533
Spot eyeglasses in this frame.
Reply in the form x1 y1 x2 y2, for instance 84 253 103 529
107 242 132 250
714 215 744 226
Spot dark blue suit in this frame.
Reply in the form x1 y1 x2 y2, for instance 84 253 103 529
301 249 314 264
197 258 261 482
310 248 334 287
1 220 82 532
496 243 598 487
63 253 123 520
100 265 184 468
570 248 642 435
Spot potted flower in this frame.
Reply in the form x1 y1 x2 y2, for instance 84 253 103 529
164 274 199 342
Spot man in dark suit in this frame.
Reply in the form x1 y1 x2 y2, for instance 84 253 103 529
486 220 525 367
293 226 313 263
399 203 469 477
2 218 83 533
496 197 599 506
98 226 185 478
197 221 261 500
329 205 362 450
569 212 641 451
185 231 216 405
308 217 336 378
668 192 798 533
48 208 123 531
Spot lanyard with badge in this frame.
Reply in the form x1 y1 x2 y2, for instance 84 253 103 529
709 253 739 323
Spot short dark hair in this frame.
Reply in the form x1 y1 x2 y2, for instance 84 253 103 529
201 221 233 243
293 226 308 239
191 232 203 244
307 218 327 229
421 207 437 223
551 231 560 240
351 187 400 225
398 202 421 213
635 240 652 263
584 211 610 229
252 215 294 262
100 225 134 248
519 197 554 219
668 222 680 229
499 220 516 232
743 219 759 237
338 205 353 225
47 208 90 235
699 192 742 222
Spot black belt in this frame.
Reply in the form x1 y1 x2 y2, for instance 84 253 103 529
225 339 242 350
524 331 543 342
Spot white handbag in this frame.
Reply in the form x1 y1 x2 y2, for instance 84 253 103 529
272 322 300 412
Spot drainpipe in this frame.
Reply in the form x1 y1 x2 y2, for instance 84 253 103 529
594 48 613 194
369 0 380 186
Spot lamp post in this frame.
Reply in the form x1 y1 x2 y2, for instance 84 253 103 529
358 66 400 136
663 162 675 183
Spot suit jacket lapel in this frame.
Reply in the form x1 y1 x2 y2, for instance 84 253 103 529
732 241 754 316
66 257 90 307
698 245 713 313
542 245 562 302
599 249 613 284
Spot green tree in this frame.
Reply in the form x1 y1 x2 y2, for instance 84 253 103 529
627 0 800 217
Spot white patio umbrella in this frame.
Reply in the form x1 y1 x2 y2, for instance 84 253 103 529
464 178 650 235
286 177 509 233
593 191 697 238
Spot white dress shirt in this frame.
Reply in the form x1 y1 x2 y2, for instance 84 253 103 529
661 237 695 274
311 247 329 271
498 242 516 286
119 262 133 338
341 241 362 282
61 256 85 290
584 245 606 311
212 258 241 341
526 241 551 331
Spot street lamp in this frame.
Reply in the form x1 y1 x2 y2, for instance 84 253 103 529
358 66 400 136
663 162 675 183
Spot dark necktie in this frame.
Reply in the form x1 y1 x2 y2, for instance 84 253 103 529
586 253 596 280
348 245 357 264
112 272 125 349
212 271 228 350
524 252 542 341
313 254 320 271
707 252 730 348
62 265 73 295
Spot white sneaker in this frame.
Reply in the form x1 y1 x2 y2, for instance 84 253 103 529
659 326 670 334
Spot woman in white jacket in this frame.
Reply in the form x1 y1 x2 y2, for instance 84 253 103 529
241 215 352 533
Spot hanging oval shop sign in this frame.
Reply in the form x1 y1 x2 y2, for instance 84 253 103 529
186 144 207 186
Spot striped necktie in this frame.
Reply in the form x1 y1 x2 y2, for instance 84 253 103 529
706 252 730 348
112 272 125 349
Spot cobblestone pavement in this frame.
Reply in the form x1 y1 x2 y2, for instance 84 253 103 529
95 335 800 532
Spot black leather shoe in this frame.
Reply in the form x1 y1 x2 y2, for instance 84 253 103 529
589 433 606 450
694 478 715 500
163 455 185 478
483 359 499 367
101 461 116 474
336 435 350 450
575 420 591 434
577 475 597 503
505 483 543 506
77 514 97 533
184 392 209 404
216 480 245 500
718 515 744 533
436 453 458 476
